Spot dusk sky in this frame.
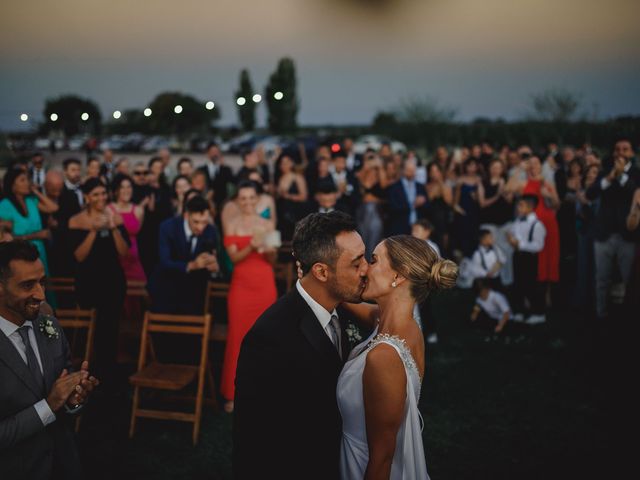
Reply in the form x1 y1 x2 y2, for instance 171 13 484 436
1 0 639 130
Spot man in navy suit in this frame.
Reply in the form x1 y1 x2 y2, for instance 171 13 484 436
387 158 428 235
147 195 220 315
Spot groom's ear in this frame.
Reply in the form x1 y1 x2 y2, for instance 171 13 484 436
311 263 329 283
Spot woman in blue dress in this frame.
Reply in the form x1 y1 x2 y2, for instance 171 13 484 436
0 168 59 275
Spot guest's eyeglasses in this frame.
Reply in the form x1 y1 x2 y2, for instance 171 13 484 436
133 171 148 176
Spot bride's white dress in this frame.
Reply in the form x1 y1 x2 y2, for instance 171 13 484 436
337 330 430 479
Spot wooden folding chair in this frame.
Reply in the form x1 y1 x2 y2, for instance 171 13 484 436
126 279 149 300
274 261 295 293
204 281 229 342
128 312 212 445
47 277 78 309
55 308 96 432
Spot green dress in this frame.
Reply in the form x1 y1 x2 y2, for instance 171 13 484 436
0 196 49 275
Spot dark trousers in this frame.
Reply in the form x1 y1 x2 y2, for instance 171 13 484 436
474 310 498 330
512 251 544 315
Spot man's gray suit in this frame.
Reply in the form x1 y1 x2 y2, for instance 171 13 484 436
0 315 82 480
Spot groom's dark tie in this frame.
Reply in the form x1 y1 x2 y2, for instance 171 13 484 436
18 325 45 395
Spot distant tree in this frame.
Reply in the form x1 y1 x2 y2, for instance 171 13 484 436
235 69 256 131
265 57 299 134
106 109 147 135
526 88 584 122
146 92 220 135
43 95 102 136
395 96 457 124
372 111 398 134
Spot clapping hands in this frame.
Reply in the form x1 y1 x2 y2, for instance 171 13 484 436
66 361 100 408
47 361 99 412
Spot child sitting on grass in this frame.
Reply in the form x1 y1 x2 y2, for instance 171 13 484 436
470 279 511 334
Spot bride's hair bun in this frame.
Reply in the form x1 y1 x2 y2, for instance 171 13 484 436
428 258 458 290
384 235 459 303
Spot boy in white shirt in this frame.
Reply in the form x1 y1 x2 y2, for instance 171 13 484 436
506 194 547 325
470 229 505 290
470 279 511 333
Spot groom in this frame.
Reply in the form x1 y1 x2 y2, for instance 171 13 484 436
233 211 370 479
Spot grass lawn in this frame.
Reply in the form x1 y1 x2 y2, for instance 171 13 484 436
76 288 613 479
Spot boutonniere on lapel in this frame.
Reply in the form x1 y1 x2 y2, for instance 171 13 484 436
39 315 59 339
344 321 362 346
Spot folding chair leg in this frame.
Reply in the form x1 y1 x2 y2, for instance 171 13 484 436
129 386 140 438
193 399 202 446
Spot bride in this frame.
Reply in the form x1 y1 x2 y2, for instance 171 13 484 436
338 235 458 479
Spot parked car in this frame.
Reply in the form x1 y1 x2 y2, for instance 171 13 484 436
353 135 406 155
68 135 89 151
99 135 127 152
141 136 170 153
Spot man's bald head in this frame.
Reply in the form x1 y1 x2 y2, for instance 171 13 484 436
44 170 64 199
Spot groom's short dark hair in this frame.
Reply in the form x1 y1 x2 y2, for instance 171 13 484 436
293 211 357 275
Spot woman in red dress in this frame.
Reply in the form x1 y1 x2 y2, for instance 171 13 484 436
508 156 561 283
221 181 277 413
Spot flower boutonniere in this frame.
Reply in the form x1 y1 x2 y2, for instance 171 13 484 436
345 321 362 346
39 315 59 339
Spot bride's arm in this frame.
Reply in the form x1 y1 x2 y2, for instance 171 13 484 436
363 344 406 480
341 302 379 329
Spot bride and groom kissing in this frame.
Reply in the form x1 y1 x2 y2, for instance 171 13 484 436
232 211 458 480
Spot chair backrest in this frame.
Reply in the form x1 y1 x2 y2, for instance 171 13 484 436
56 308 96 363
203 281 230 314
274 262 294 293
126 280 149 298
48 277 75 292
138 312 211 371
47 277 78 308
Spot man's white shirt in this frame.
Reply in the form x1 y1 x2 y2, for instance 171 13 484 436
296 280 341 348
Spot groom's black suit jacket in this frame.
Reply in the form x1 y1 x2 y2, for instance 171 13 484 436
233 288 352 480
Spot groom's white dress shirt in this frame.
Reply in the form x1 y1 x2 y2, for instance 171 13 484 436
296 280 341 349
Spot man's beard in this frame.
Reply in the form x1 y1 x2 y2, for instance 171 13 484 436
21 300 42 321
327 275 365 304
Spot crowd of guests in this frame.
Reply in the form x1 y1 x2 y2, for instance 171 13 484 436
1 137 638 404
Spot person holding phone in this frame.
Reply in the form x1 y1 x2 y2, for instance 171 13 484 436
221 181 277 413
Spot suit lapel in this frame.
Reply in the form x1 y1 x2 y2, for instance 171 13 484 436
33 320 55 392
294 291 342 367
0 329 43 398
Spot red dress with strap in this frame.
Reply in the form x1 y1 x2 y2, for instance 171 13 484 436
220 235 277 401
523 179 560 282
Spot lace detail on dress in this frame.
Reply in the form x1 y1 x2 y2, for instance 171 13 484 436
368 334 422 383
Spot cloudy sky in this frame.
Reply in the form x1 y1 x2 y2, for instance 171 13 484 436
1 0 639 130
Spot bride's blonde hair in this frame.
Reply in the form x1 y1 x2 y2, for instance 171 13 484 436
384 235 458 303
